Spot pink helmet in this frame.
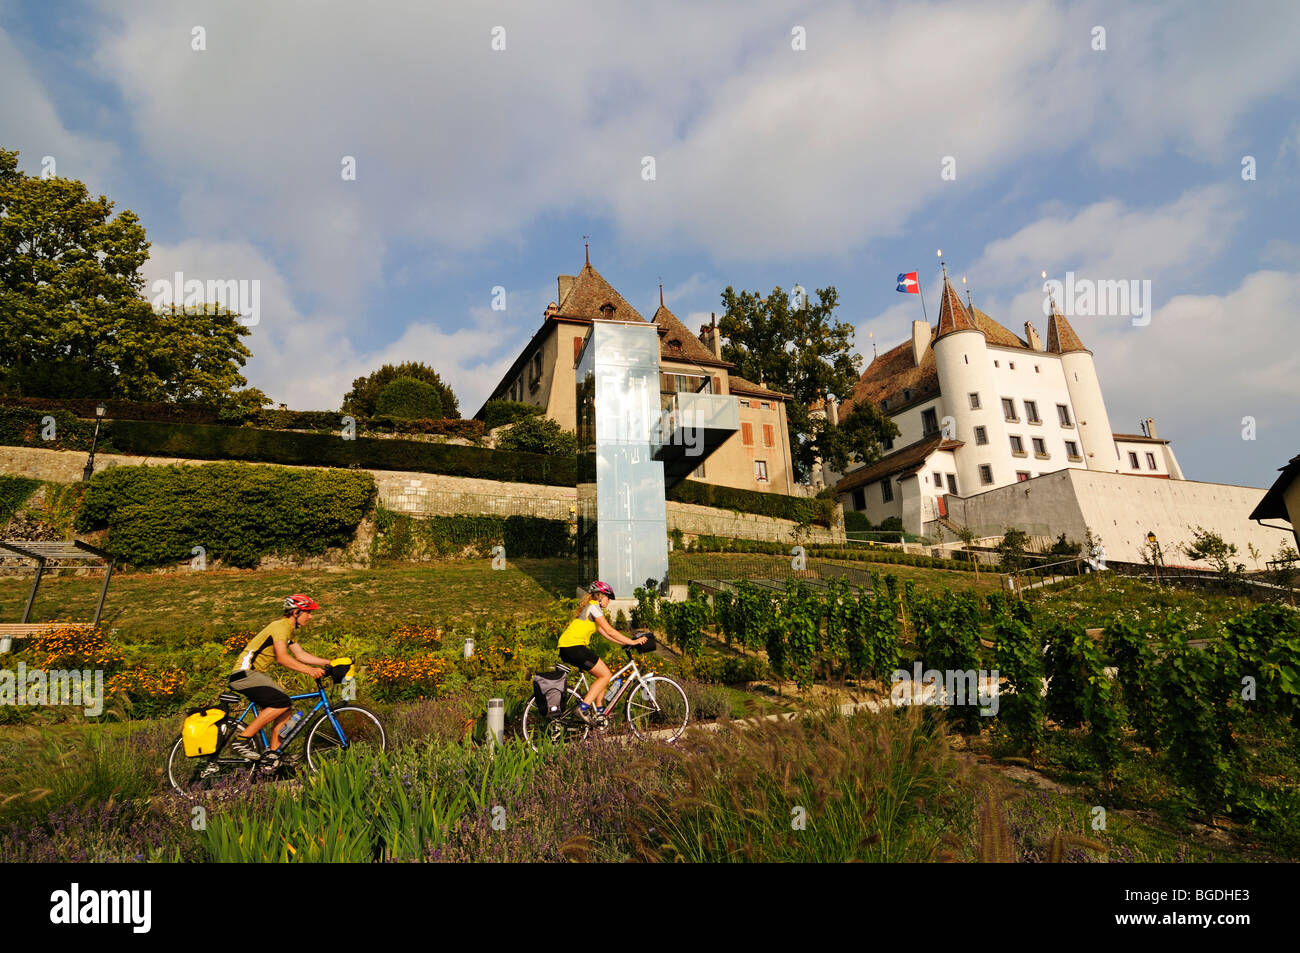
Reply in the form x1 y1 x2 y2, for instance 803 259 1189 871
588 580 615 600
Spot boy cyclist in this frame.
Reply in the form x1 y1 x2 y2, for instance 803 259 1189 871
227 594 333 771
558 581 646 724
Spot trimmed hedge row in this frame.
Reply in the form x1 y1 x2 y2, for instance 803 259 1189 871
0 406 106 452
0 396 220 424
667 480 837 527
372 510 572 560
75 462 376 568
247 409 484 440
94 420 578 486
683 534 982 572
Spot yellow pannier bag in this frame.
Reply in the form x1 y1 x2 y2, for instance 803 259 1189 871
182 708 228 757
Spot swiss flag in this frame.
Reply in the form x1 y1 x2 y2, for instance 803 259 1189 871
896 272 919 294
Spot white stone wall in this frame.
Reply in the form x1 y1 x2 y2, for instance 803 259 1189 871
947 467 1289 565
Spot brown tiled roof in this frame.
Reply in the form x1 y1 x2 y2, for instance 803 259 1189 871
652 304 732 369
971 307 1032 350
556 262 646 323
729 375 791 400
839 334 940 420
1046 310 1086 353
833 435 963 494
936 278 977 338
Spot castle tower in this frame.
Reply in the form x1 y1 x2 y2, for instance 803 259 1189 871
931 274 1005 494
1047 306 1119 471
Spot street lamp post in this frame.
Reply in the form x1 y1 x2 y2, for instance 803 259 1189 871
82 402 106 482
1146 530 1163 587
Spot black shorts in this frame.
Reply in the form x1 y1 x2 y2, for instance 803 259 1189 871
559 645 600 672
228 671 292 709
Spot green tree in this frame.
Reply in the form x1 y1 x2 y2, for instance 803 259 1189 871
1184 526 1247 590
0 149 256 405
374 376 444 420
996 528 1030 573
495 415 577 456
342 362 459 419
717 285 896 480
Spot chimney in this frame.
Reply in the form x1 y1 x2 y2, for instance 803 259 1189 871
544 301 558 318
1145 417 1157 439
704 313 722 359
911 320 931 367
1023 321 1042 351
557 275 576 305
827 395 839 426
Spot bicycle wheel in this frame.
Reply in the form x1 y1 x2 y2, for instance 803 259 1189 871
304 705 386 772
166 734 258 798
520 689 590 751
626 676 690 743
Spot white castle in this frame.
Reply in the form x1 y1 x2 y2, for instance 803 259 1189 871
831 271 1189 544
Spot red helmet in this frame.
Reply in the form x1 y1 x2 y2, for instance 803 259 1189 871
284 594 320 612
588 580 615 599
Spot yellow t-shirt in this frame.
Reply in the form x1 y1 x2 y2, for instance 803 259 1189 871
231 617 298 675
557 601 603 648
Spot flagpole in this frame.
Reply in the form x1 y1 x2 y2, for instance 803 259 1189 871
917 269 929 324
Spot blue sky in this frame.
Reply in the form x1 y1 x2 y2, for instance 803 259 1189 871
3 0 1298 488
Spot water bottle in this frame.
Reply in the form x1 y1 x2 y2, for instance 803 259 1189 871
604 677 622 705
278 710 304 743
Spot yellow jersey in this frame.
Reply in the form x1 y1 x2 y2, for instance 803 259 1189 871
557 601 604 648
231 617 297 675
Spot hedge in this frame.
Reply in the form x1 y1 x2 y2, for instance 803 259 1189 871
75 462 376 568
0 406 106 451
98 420 576 486
0 396 220 424
0 475 41 523
667 479 837 527
235 409 486 440
683 534 981 571
372 510 572 560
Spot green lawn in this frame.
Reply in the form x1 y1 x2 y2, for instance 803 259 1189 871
0 559 577 636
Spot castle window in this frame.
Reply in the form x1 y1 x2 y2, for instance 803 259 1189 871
1009 362 1016 370
974 426 988 445
1024 400 1040 424
1128 452 1140 469
921 408 939 435
1016 471 1030 482
1001 398 1018 422
1035 365 1040 373
946 474 957 494
1146 452 1157 470
968 392 981 410
882 433 894 451
1065 440 1081 460
1010 435 1025 455
763 424 775 447
979 465 993 485
852 488 865 510
904 389 912 401
881 479 894 503
1032 437 1048 458
994 360 1000 368
964 355 969 364
933 471 942 488
754 460 769 483
1057 404 1073 426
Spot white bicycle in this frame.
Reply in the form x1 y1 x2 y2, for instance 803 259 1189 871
521 645 690 750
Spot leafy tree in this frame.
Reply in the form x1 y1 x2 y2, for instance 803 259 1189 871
0 149 256 406
717 285 897 480
374 376 443 420
342 362 459 419
996 528 1030 573
1184 526 1247 591
495 415 577 456
481 400 544 430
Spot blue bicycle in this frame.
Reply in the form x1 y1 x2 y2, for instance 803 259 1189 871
166 666 385 797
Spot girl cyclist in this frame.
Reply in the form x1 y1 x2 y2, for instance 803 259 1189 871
558 581 646 724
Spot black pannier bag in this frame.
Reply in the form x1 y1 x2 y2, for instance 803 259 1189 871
531 669 568 719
